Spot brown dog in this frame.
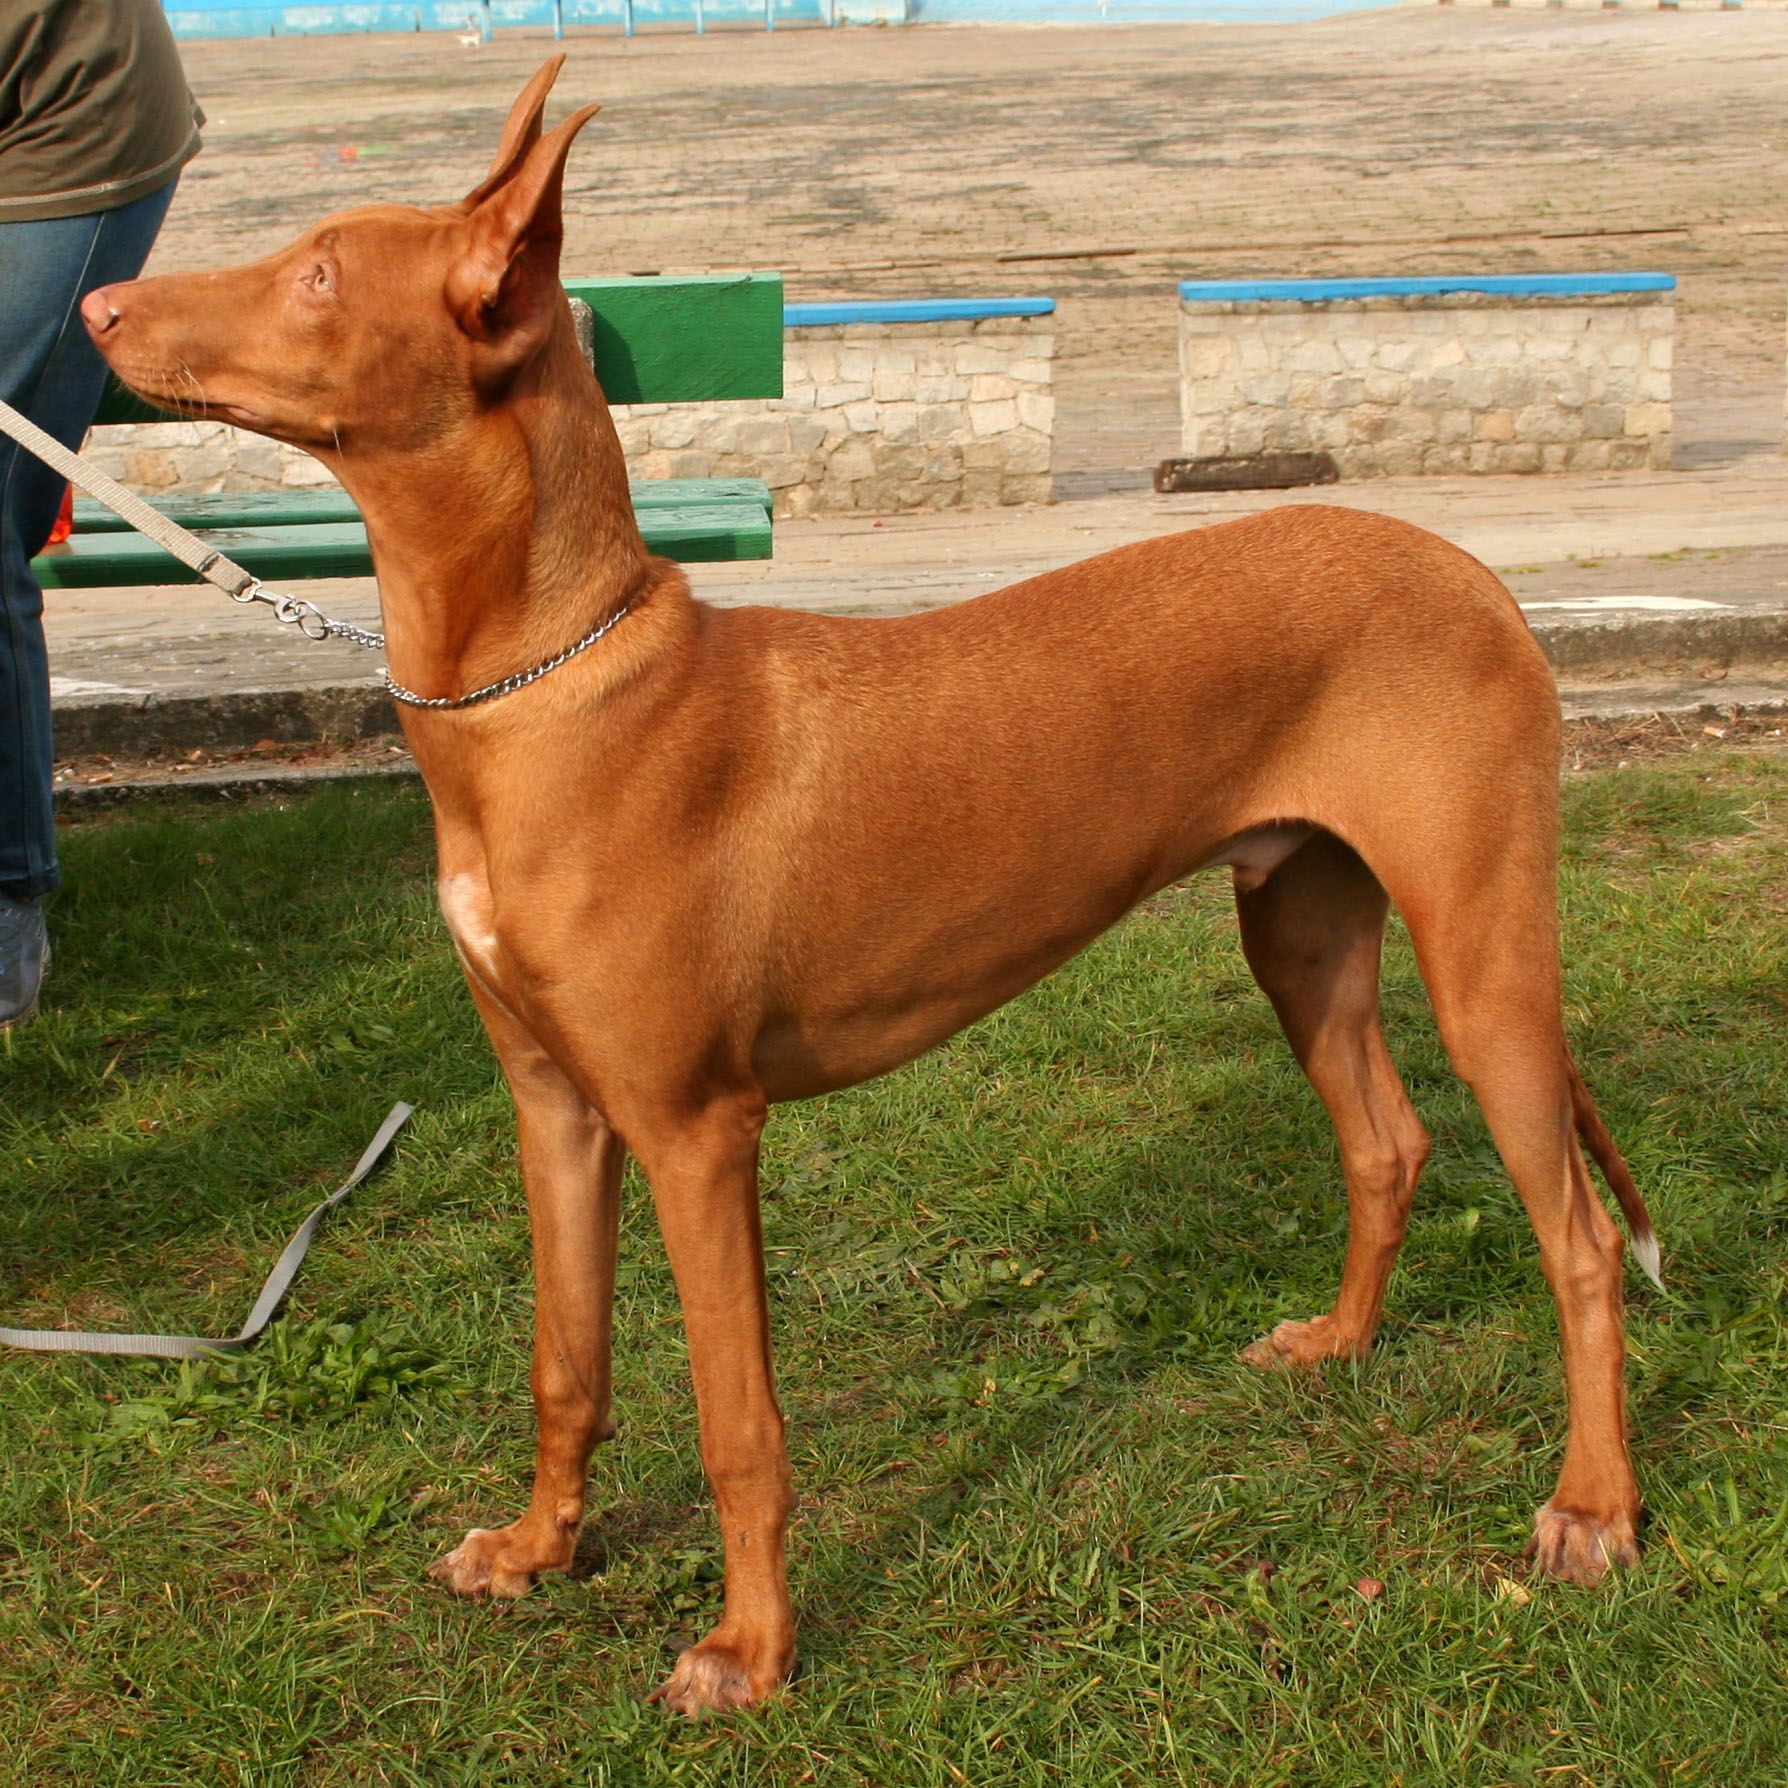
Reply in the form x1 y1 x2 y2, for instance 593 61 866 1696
84 59 1658 1714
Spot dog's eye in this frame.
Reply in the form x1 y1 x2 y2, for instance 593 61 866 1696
312 267 333 293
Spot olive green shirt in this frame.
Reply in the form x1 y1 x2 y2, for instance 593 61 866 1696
0 0 203 223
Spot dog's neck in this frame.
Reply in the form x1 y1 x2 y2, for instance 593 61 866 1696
334 319 648 706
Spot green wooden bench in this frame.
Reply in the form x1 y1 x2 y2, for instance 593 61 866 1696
32 274 782 590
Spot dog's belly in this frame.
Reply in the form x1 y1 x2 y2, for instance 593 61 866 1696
748 821 1316 1101
752 971 1064 1102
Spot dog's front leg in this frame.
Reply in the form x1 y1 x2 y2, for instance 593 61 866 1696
635 1092 796 1716
432 991 625 1599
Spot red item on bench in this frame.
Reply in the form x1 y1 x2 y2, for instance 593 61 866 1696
45 483 74 547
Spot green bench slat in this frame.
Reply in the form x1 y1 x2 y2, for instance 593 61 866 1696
90 273 784 425
70 489 365 533
564 276 785 405
621 501 772 563
71 477 773 534
34 501 772 588
36 523 375 588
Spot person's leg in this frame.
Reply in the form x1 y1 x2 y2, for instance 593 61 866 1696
0 181 175 1025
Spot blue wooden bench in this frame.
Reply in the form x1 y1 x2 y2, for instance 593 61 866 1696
32 274 783 590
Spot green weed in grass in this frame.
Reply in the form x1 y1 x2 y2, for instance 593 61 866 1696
2 754 1784 1784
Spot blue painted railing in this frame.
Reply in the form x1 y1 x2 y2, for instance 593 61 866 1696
161 0 849 39
164 1 1783 39
1179 274 1678 304
784 298 1054 327
158 0 1414 38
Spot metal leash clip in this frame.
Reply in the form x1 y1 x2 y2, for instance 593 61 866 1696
230 577 383 648
0 390 389 654
274 591 331 641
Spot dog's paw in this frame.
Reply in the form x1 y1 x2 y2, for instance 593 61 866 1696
647 1634 794 1717
1524 1502 1640 1585
1240 1314 1370 1371
428 1524 565 1599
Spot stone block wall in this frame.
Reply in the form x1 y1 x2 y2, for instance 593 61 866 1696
80 298 1056 518
80 418 337 495
615 300 1055 516
1179 274 1675 477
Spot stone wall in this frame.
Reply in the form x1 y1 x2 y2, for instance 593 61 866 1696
81 298 1056 517
615 301 1055 516
81 419 339 496
1179 275 1675 477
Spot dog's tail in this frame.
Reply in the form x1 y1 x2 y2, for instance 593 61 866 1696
1567 1051 1663 1292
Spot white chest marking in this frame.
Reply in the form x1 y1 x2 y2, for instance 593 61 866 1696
439 872 501 982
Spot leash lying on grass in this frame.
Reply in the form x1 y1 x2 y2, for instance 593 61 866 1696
1 1103 413 1359
1 397 415 1360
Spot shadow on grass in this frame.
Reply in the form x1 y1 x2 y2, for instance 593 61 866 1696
3 784 493 1322
2 762 1785 1778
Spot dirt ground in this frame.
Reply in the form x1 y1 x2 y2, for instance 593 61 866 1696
143 10 1788 481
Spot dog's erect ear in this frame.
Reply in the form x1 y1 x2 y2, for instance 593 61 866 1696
457 55 567 213
446 85 602 375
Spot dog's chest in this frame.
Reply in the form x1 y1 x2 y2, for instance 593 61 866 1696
439 870 503 987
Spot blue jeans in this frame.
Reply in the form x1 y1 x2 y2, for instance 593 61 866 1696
0 181 177 899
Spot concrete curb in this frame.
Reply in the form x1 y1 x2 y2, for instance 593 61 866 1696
49 606 1788 762
1530 607 1788 676
52 682 1788 810
55 758 418 808
53 683 393 760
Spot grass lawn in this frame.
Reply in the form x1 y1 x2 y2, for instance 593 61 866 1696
2 747 1784 1785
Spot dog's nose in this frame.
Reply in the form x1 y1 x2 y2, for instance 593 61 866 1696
80 287 121 337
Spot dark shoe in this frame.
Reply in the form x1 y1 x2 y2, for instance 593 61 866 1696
0 893 49 1031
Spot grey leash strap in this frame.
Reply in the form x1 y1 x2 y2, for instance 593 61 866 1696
0 392 385 648
2 402 413 1356
0 1102 414 1360
4 387 626 685
0 390 258 595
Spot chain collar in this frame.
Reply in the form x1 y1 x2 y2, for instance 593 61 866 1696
230 576 632 711
0 397 632 710
382 602 633 710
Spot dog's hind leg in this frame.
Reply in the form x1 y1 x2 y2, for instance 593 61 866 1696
1233 830 1432 1369
1399 849 1641 1584
432 992 626 1600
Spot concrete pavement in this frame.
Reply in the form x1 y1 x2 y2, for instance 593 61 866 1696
44 446 1788 764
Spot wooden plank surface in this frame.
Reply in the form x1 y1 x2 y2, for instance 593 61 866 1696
90 273 784 425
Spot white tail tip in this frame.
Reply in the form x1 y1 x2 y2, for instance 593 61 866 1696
1630 1227 1664 1294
